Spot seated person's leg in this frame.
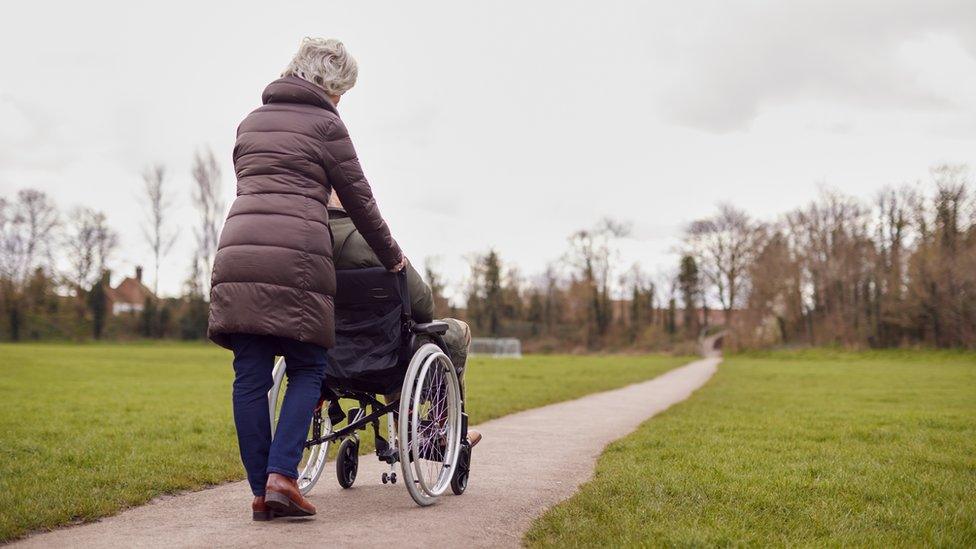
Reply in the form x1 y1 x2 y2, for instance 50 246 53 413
440 318 471 379
438 318 481 447
385 320 480 446
385 319 469 404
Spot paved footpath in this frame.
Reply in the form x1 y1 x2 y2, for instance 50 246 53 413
16 357 720 549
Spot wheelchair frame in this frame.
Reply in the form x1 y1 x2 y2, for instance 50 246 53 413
268 269 472 504
304 330 464 450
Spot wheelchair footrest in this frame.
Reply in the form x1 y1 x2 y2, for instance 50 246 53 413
327 401 346 426
375 434 399 463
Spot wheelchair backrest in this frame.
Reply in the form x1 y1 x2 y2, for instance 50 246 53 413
332 267 411 315
325 267 412 394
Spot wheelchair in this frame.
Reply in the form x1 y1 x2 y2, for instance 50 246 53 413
267 267 471 507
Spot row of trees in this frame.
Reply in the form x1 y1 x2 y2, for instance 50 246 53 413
3 160 973 350
450 219 699 353
445 165 976 351
0 148 225 341
721 165 976 349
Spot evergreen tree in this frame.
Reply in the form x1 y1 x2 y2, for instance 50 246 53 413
678 254 701 337
88 271 109 340
483 250 503 336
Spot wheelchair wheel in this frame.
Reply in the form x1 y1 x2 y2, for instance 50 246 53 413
268 357 332 495
397 343 463 506
336 437 359 489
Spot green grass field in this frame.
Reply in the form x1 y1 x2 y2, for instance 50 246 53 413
526 349 976 547
0 343 687 542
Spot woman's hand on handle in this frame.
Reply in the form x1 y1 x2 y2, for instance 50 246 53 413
389 255 409 273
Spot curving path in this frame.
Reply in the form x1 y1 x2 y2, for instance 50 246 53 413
15 356 720 548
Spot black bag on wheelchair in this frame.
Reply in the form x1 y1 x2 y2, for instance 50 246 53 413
324 267 411 395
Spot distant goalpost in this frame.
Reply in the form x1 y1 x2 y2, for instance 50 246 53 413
470 337 523 359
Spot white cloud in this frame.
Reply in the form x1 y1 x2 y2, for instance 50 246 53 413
654 0 976 132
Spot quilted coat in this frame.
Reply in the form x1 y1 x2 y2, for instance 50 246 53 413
208 76 403 349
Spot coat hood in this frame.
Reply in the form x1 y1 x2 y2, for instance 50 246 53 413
261 76 339 115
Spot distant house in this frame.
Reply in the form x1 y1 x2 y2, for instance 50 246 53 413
107 266 154 315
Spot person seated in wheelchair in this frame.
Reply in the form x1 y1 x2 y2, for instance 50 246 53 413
327 193 482 448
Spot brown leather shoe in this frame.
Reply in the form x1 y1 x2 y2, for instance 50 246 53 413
468 429 483 448
252 496 273 521
264 473 316 517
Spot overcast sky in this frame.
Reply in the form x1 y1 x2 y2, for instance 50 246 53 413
2 0 975 298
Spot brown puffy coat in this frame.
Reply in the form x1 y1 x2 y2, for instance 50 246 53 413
208 76 403 349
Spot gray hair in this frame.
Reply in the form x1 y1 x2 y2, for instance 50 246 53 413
282 38 358 96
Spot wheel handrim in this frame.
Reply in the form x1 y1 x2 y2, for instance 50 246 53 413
397 344 463 506
297 411 330 494
407 351 462 498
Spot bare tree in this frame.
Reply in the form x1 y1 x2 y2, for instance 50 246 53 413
15 190 60 283
140 164 179 295
0 190 59 284
537 263 564 335
742 227 802 346
0 197 24 339
566 217 631 343
871 184 917 345
66 207 118 293
685 204 763 324
0 191 60 341
786 189 873 343
191 147 225 292
908 165 974 346
623 263 654 341
0 197 24 282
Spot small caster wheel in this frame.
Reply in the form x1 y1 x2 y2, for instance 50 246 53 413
381 472 389 484
336 438 359 489
390 472 397 484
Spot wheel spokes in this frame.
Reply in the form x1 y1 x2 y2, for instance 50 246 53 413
399 345 462 506
410 354 458 496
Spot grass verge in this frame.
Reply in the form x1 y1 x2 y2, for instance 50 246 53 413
526 349 976 547
0 342 688 542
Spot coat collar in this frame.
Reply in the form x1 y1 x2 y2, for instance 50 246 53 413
261 76 338 115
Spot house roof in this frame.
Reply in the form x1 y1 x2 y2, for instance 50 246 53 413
108 277 154 305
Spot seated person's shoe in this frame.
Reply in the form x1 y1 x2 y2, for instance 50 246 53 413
252 496 273 521
264 473 316 517
417 429 484 461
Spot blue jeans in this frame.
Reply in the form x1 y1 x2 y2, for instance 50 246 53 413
229 333 327 496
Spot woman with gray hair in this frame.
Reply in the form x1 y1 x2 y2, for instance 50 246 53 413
208 37 406 520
